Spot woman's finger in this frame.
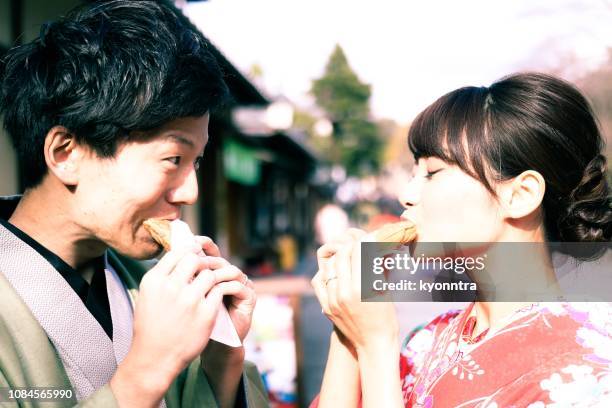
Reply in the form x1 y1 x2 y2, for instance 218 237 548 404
317 242 343 260
311 271 331 315
337 229 364 281
316 246 333 296
333 244 353 292
317 243 344 283
327 244 354 315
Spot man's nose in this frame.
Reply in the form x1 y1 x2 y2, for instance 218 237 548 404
167 167 199 206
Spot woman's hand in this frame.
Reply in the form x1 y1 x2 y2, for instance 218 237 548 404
311 229 404 408
311 228 400 352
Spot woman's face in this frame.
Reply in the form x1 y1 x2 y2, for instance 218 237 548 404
398 156 505 243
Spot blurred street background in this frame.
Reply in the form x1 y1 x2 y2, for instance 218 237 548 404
1 0 611 406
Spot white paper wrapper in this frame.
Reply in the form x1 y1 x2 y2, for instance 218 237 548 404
170 220 242 347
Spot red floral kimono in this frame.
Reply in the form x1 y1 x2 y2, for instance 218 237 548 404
313 302 612 407
402 302 612 407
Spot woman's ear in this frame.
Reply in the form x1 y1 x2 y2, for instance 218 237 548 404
498 170 546 219
44 126 81 186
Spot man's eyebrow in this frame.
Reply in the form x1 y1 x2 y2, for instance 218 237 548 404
166 134 195 148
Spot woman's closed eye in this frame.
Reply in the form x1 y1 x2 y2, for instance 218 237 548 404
425 169 443 179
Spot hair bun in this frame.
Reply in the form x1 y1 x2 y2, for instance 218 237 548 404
558 154 611 252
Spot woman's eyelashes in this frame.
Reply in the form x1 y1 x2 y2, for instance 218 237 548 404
424 169 443 179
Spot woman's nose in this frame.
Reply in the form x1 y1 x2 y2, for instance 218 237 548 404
398 175 422 209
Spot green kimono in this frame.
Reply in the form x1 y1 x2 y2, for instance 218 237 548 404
0 249 268 408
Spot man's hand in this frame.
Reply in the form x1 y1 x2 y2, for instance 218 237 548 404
196 236 257 408
110 247 237 407
195 236 257 342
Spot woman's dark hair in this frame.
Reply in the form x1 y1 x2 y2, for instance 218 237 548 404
408 72 611 259
0 0 229 189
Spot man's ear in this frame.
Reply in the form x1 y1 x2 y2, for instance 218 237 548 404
497 170 546 219
44 126 81 186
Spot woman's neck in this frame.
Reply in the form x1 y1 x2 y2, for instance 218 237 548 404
471 301 536 337
466 230 562 336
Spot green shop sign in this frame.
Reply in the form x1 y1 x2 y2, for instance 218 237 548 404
223 139 261 186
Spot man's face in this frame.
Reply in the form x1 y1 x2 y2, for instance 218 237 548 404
73 114 209 259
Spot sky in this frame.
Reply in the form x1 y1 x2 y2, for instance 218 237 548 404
183 0 612 125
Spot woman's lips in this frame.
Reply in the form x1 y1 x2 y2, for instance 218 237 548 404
400 211 417 225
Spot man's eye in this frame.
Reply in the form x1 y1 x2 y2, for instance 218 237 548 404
165 156 181 166
194 156 203 171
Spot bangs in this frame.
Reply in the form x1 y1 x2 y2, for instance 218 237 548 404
407 85 498 193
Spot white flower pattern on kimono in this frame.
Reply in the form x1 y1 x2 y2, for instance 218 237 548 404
540 364 612 407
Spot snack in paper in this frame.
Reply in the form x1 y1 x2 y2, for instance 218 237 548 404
143 219 172 251
143 218 242 347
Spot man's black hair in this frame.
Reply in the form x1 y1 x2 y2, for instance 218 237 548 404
0 0 229 189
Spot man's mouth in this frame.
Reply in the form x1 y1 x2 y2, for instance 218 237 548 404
146 214 180 222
